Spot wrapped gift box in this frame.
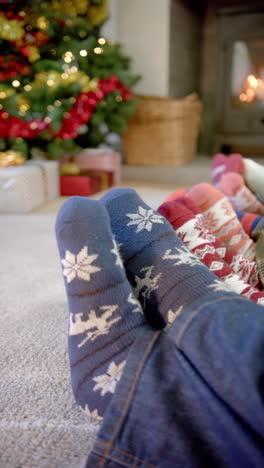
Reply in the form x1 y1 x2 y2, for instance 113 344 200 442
80 170 114 191
0 165 45 213
26 160 59 201
60 175 101 197
73 149 122 185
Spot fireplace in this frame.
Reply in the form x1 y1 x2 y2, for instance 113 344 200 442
214 4 264 155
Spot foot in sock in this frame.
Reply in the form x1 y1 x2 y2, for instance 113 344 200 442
164 188 187 203
187 183 256 260
211 153 228 187
162 194 261 286
181 197 261 288
211 153 243 188
225 153 245 175
220 172 264 215
100 188 261 328
55 196 145 420
226 153 264 200
158 198 263 300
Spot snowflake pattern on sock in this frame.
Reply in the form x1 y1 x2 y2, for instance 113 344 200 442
61 246 101 283
126 206 164 233
111 239 123 268
93 360 126 396
208 279 232 293
80 404 103 422
230 255 259 287
127 292 143 314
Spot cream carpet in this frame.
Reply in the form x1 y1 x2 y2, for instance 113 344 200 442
0 215 100 468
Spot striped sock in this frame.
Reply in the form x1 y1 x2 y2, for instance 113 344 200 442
187 183 256 260
55 196 145 420
158 198 263 300
235 210 263 237
100 188 259 327
220 172 264 215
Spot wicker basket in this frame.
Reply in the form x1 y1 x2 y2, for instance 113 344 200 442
123 93 202 167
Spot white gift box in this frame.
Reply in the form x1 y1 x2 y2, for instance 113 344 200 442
26 160 59 201
0 165 45 214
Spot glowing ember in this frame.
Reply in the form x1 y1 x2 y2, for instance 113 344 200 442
239 74 264 103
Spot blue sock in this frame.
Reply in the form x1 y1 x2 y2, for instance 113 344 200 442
101 188 233 328
55 196 145 421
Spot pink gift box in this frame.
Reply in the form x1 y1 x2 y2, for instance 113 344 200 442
74 149 122 185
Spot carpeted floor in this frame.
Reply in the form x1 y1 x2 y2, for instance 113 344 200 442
0 216 100 468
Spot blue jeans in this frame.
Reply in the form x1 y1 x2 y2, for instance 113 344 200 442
86 291 264 467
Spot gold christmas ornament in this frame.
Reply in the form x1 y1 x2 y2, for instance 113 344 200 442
60 162 81 176
0 151 25 168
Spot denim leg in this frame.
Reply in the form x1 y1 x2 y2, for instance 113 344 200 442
86 292 264 468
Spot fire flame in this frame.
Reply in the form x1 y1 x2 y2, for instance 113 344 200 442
239 74 264 103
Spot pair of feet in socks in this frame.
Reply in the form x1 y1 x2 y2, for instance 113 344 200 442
57 188 264 422
158 196 264 303
159 185 264 294
212 153 264 215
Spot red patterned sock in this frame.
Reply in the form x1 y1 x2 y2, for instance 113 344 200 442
211 153 228 187
186 183 256 260
220 172 264 215
158 197 261 290
226 153 245 175
158 199 264 303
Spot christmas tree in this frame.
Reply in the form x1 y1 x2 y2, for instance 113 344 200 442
0 0 139 165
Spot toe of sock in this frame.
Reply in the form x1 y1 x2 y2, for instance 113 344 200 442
212 153 227 169
100 187 138 206
55 196 108 237
187 183 223 210
220 172 244 196
227 154 244 175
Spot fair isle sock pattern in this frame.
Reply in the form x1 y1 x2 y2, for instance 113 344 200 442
187 183 256 261
220 172 264 216
55 196 145 421
158 198 264 304
100 188 251 328
164 195 261 288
